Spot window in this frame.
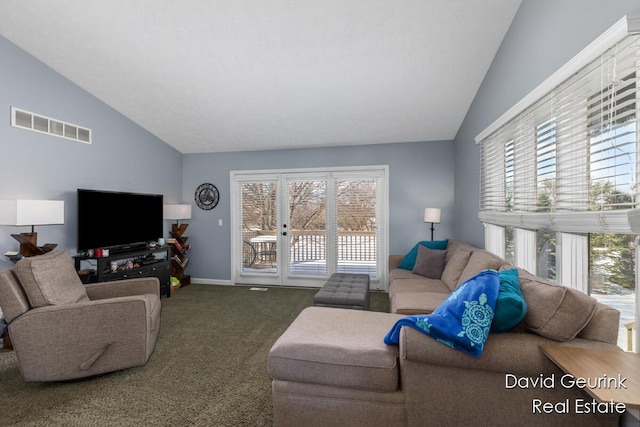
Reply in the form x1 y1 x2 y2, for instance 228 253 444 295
334 178 378 275
536 229 556 281
589 233 636 351
505 140 515 211
231 166 388 289
477 17 640 351
505 226 515 265
536 119 556 212
588 73 637 210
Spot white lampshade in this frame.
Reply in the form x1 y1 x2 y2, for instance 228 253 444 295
0 200 64 226
424 208 441 224
163 204 192 221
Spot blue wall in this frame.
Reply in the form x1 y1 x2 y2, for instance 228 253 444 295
453 0 640 248
6 0 638 281
182 141 454 281
0 35 183 269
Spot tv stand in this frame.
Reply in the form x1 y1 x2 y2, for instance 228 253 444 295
109 242 148 254
73 246 171 298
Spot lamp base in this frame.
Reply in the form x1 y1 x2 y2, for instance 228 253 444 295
9 233 57 259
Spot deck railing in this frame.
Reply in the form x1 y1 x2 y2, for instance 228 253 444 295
242 230 377 265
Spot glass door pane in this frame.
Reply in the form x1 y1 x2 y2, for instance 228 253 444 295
335 178 378 278
286 178 327 277
240 181 279 276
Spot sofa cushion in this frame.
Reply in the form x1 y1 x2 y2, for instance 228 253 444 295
441 247 471 290
397 240 448 270
391 291 449 315
491 269 527 333
15 250 89 308
456 250 506 286
385 270 500 358
268 307 404 392
520 274 598 341
389 268 425 282
389 277 451 301
412 246 447 279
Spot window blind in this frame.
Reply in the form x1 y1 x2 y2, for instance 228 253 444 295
479 27 640 234
484 223 505 258
331 172 382 278
286 176 328 276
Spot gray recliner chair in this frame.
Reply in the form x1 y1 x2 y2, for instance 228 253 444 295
0 250 161 382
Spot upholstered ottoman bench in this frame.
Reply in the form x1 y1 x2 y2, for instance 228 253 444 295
268 307 406 427
313 273 370 310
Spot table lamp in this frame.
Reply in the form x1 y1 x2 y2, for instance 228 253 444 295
0 200 64 258
424 208 441 241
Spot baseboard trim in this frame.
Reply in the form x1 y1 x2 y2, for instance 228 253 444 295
190 278 234 286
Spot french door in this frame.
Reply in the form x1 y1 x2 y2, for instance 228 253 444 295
231 166 388 289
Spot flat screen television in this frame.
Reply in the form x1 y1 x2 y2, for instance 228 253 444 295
77 189 163 252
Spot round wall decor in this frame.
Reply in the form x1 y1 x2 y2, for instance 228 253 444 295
195 183 219 210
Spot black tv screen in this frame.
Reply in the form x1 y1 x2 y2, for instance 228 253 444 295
77 189 163 251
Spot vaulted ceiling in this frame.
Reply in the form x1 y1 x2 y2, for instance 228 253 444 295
0 1 521 153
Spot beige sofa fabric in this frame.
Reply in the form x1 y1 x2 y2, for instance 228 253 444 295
269 307 404 392
0 253 161 382
15 250 89 308
390 240 511 315
391 291 448 315
270 237 622 427
455 249 508 286
0 269 30 323
440 247 471 290
577 303 621 344
520 273 598 341
272 380 406 427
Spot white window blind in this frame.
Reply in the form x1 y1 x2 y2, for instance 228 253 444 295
333 176 379 277
505 139 515 211
286 176 328 276
514 228 537 273
536 118 557 212
557 233 589 293
484 223 505 258
478 20 640 234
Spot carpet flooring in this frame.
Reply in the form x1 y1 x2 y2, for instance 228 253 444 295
0 285 390 426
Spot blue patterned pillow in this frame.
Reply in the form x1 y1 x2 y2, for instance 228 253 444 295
397 240 448 270
384 270 499 358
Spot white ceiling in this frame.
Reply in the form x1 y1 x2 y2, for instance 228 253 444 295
0 0 521 154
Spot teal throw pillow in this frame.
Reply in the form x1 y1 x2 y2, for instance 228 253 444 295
385 270 499 358
398 240 448 270
490 269 528 333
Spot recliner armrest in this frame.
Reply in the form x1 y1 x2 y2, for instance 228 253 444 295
85 277 160 300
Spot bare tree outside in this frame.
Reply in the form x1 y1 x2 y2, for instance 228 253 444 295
240 179 378 275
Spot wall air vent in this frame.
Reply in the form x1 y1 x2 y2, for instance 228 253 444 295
10 107 92 144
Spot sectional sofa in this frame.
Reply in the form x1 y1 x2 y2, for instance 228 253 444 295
268 239 622 426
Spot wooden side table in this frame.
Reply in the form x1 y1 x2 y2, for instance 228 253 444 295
541 345 640 424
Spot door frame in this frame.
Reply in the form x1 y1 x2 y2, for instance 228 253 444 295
230 165 389 290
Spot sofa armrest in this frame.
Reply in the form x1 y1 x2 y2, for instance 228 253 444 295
389 255 404 271
9 294 158 381
577 303 620 344
399 326 620 377
85 277 160 300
